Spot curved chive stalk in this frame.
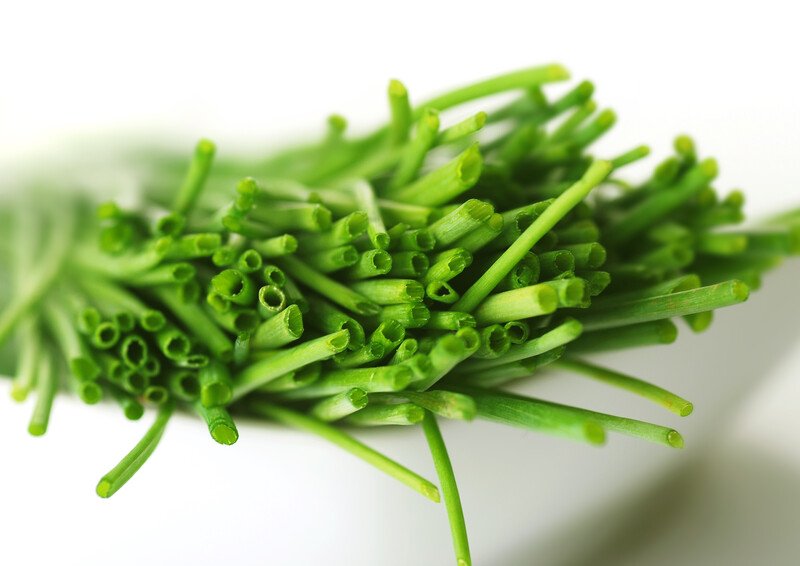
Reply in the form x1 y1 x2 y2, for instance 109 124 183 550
388 109 441 190
109 386 145 421
389 251 429 278
28 349 57 436
426 281 460 304
342 250 393 279
345 403 424 426
375 303 431 329
302 245 359 273
352 180 390 249
196 403 239 445
233 330 350 400
473 284 558 325
250 304 304 350
199 362 233 408
556 359 693 417
304 295 365 351
172 139 215 215
454 160 612 312
251 234 298 258
167 370 200 402
10 318 40 402
276 256 379 316
426 311 476 331
386 144 483 206
248 401 440 502
257 285 287 319
309 388 369 422
570 320 678 353
96 401 174 498
127 263 196 286
295 211 368 252
351 279 424 305
428 200 494 248
580 280 749 331
43 301 101 381
278 365 412 400
421 412 472 566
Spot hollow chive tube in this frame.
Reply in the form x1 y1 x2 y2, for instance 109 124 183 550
262 265 287 287
610 145 651 169
158 233 222 260
556 359 693 417
278 365 412 400
251 234 298 258
304 295 365 351
543 278 587 308
425 311 476 331
258 362 321 393
199 362 234 408
388 108 441 190
77 276 165 332
390 338 419 365
119 334 149 370
233 330 350 400
374 303 431 329
503 321 530 344
295 211 369 252
455 160 612 312
394 228 435 252
167 370 200 402
427 199 494 248
607 159 718 245
309 388 369 422
370 319 406 351
250 202 332 233
43 301 101 381
388 251 429 278
463 345 567 387
635 244 694 271
155 324 191 361
426 281 460 304
301 245 359 273
211 269 256 306
276 256 379 316
463 318 583 371
341 250 393 279
206 304 259 334
570 320 678 353
27 348 57 436
236 249 263 273
76 306 102 335
256 285 287 319
410 329 481 392
580 271 611 297
96 401 174 498
352 180 390 249
436 110 486 146
248 401 439 502
423 251 471 285
580 280 749 331
379 201 437 228
538 250 575 279
560 243 606 270
386 143 483 206
151 286 233 361
250 304 304 350
495 262 534 292
472 324 511 359
212 245 239 267
172 139 215 215
143 385 170 406
452 212 504 253
345 403 424 426
351 279 424 305
420 411 472 566
333 341 386 368
387 78 412 144
127 263 196 286
10 318 41 402
109 385 145 421
195 403 239 445
554 219 600 244
472 284 558 325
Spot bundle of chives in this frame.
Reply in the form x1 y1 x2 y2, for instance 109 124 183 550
2 64 798 566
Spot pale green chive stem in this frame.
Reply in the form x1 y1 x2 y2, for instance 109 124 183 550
309 388 369 421
437 111 487 145
388 109 440 190
250 304 304 350
195 403 239 445
569 320 678 353
28 347 57 436
10 317 40 401
472 284 558 325
172 139 216 215
388 79 412 145
428 199 494 248
345 403 424 426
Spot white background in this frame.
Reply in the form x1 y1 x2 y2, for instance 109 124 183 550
1 2 799 565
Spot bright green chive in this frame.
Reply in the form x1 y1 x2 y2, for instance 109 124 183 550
172 139 216 215
351 279 424 305
155 324 191 361
233 330 351 400
389 109 441 190
295 211 368 252
635 244 694 270
370 319 406 352
472 324 511 359
421 411 472 566
428 199 494 248
345 403 424 426
257 362 321 393
560 243 606 270
371 390 477 421
580 280 749 330
570 320 678 353
43 301 101 381
119 334 148 370
211 269 256 305
388 79 412 145
257 285 287 319
742 228 800 255
248 401 440 502
610 145 651 169
277 256 379 315
251 234 299 258
580 271 611 297
570 108 616 149
554 220 600 244
96 401 174 498
177 279 201 303
426 311 476 331
207 305 260 334
90 321 121 350
454 160 612 312
352 180 390 249
279 365 412 400
143 385 169 405
309 388 369 422
76 306 102 335
10 318 40 402
196 403 239 445
503 321 530 344
426 281 460 304
127 262 196 286
424 249 472 284
395 228 435 252
386 144 483 207
237 249 264 273
472 283 558 325
557 359 693 417
302 245 359 273
437 111 487 145
262 264 287 287
388 251 428 278
543 278 587 308
199 362 234 408
69 373 104 404
538 250 576 279
109 386 145 421
28 348 57 436
112 311 135 333
333 341 386 368
159 233 222 260
453 213 504 253
341 250 392 279
374 303 431 329
250 304 304 350
594 274 701 308
389 338 419 365
249 202 333 233
304 295 366 351
410 329 481 391
167 370 200 402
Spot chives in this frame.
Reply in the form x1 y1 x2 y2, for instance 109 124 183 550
207 305 260 334
543 278 587 307
473 284 558 325
411 329 480 391
351 279 425 304
248 401 440 502
172 139 215 215
250 304 304 350
295 211 368 252
570 320 678 353
304 295 366 351
127 263 196 286
258 362 321 393
424 249 471 284
538 250 575 279
333 342 386 368
370 320 406 353
278 365 412 400
43 301 101 381
196 403 239 445
389 109 440 190
428 199 494 248
345 403 424 426
388 79 412 145
167 370 200 402
503 321 529 344
28 349 57 436
109 386 145 421
473 324 511 359
437 111 487 145
10 318 40 402
96 402 174 498
426 281 460 304
159 233 222 259
309 388 369 421
453 212 504 253
262 265 287 287
155 325 191 361
388 251 429 278
251 234 299 258
425 311 476 331
352 180 390 249
560 243 606 270
342 250 392 279
257 285 287 318
395 228 435 251
374 303 431 329
250 202 333 233
390 338 419 365
302 245 359 273
211 269 256 305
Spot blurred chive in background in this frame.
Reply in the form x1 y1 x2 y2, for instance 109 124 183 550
1 1 799 565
